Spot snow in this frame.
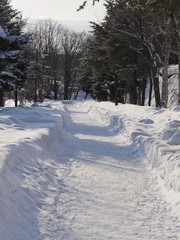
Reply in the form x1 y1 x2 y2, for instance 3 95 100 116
0 64 179 239
0 25 7 38
0 50 19 60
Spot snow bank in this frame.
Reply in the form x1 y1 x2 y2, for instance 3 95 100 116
0 102 63 239
79 100 180 215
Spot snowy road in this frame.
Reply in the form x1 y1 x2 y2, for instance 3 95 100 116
29 102 179 240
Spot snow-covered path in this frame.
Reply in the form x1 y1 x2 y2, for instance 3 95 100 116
2 101 179 239
32 102 179 239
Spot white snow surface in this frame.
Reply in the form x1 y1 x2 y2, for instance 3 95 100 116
0 98 180 239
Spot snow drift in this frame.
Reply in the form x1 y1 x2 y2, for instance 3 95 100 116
0 102 63 239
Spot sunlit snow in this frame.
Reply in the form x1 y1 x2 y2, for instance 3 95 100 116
0 65 180 239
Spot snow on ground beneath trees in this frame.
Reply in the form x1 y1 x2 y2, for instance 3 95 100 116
0 95 180 239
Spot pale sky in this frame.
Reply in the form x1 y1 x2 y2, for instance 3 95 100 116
11 0 106 31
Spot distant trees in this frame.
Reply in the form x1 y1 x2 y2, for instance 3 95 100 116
0 0 29 107
28 19 86 100
60 28 86 99
78 0 180 107
0 9 86 105
26 19 62 101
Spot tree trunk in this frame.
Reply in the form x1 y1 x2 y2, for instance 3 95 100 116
153 76 161 108
141 77 146 106
133 69 137 105
114 77 118 106
0 87 4 107
161 49 170 108
15 88 18 107
64 73 69 100
148 71 153 106
151 65 161 108
178 47 180 97
64 53 70 100
74 90 79 99
64 84 69 100
84 92 88 99
54 71 57 100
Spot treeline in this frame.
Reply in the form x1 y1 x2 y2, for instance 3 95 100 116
27 20 86 101
0 0 86 106
78 0 180 107
0 0 179 107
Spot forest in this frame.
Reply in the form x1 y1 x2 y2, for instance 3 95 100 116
0 0 180 108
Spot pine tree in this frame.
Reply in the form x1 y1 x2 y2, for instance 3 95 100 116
0 0 29 107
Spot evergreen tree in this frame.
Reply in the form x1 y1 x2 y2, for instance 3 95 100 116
79 0 180 107
0 0 29 107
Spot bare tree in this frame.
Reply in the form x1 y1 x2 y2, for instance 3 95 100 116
27 19 86 100
60 29 86 99
77 0 100 11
